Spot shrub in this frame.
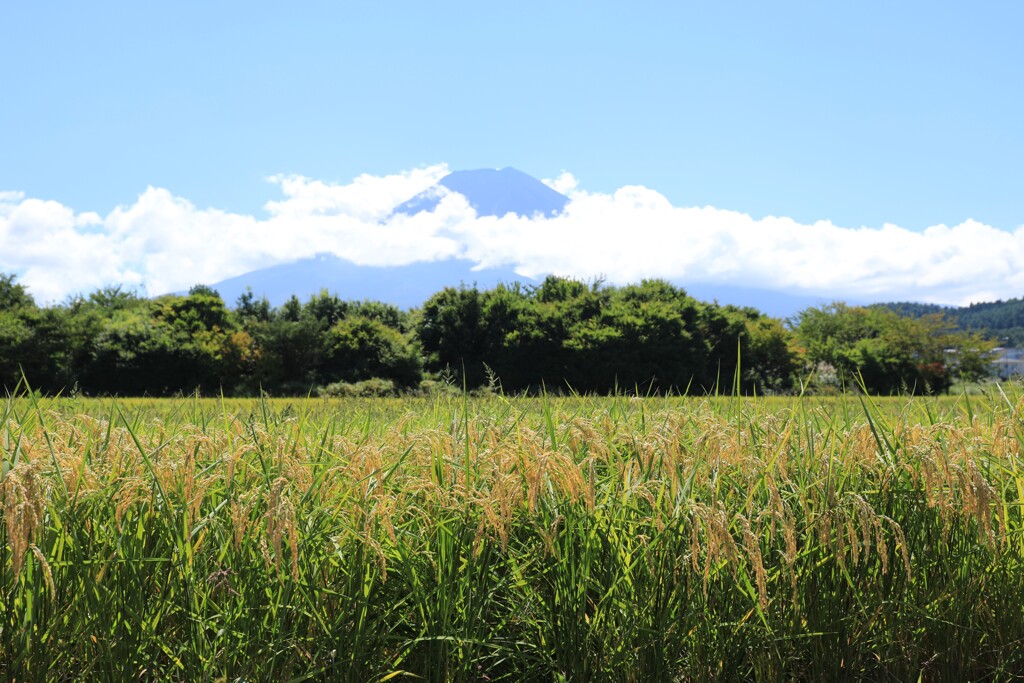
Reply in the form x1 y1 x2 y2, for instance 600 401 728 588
318 377 398 397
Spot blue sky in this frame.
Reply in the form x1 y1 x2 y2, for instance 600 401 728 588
2 1 1023 305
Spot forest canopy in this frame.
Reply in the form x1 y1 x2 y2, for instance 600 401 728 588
0 273 1001 397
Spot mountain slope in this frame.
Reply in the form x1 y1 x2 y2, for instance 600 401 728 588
393 167 569 218
207 256 835 318
877 297 1024 344
205 168 565 308
209 254 532 309
681 282 840 320
202 168 845 317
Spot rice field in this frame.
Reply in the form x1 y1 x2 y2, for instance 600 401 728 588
3 390 1024 681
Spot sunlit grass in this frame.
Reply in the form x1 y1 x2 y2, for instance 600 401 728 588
3 389 1024 680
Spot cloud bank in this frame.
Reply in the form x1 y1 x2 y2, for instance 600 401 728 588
2 165 1023 307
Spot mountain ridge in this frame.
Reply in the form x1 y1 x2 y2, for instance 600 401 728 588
876 298 1024 345
392 167 569 218
199 168 862 318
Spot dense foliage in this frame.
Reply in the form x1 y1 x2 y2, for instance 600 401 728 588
418 277 797 394
0 277 421 397
795 303 995 394
0 273 1004 396
878 297 1024 346
2 393 1024 680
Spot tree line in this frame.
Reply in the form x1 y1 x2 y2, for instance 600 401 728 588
877 298 1024 346
0 273 996 397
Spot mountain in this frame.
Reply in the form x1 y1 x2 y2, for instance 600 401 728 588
204 168 563 307
208 256 834 319
680 282 840 320
201 167 842 317
876 297 1024 345
209 254 532 309
393 167 569 218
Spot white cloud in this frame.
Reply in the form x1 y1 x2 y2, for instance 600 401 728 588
1 167 1022 309
542 172 579 196
264 165 448 222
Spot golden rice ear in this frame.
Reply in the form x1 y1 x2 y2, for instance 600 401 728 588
3 391 1022 679
1 460 45 582
30 543 55 598
264 476 298 578
738 515 767 611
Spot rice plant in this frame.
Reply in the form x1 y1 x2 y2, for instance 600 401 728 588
2 390 1024 681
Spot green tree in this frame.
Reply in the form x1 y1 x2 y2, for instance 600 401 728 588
795 303 954 394
351 300 409 332
742 314 799 394
304 290 350 327
246 312 326 395
0 274 35 311
325 316 421 388
946 332 996 383
0 310 33 391
0 274 40 391
566 281 704 393
418 286 488 387
84 307 181 394
81 290 244 395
